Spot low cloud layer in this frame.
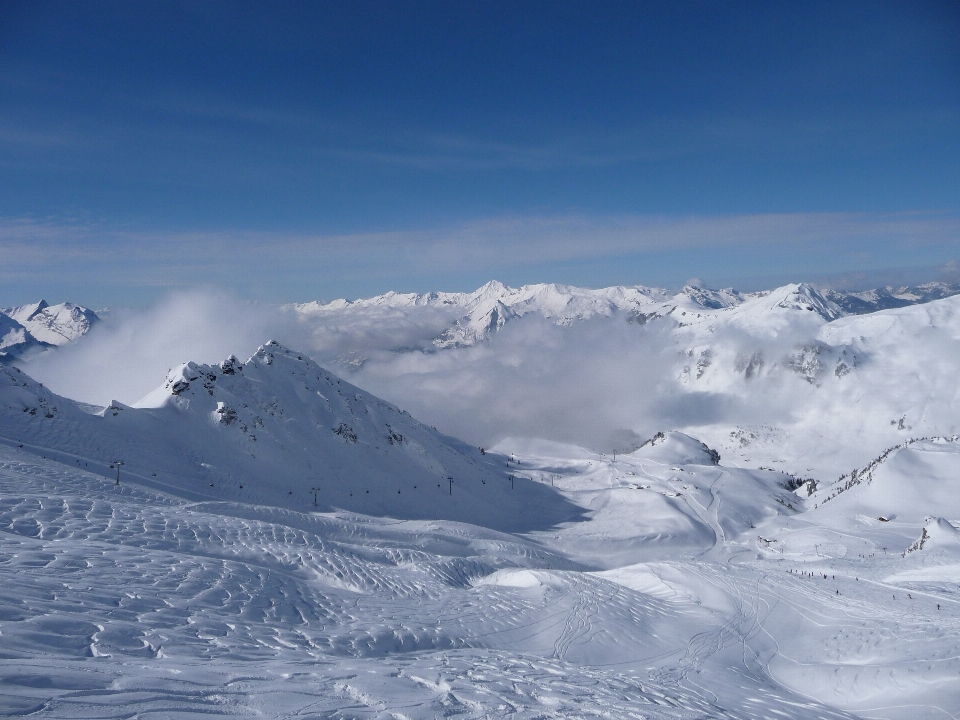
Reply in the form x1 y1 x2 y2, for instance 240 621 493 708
20 285 960 475
340 313 829 451
19 288 828 454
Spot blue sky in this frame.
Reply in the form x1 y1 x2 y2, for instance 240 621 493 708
1 1 958 306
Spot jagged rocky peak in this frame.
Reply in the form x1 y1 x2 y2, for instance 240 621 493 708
219 354 242 374
135 340 427 456
140 341 402 426
12 299 49 320
150 342 281 398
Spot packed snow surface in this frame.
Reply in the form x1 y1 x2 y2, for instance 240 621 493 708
2 339 959 718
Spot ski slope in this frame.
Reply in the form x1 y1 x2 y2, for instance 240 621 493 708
2 391 959 717
0 342 576 532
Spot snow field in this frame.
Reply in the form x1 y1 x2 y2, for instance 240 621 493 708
5 431 958 717
3 445 877 720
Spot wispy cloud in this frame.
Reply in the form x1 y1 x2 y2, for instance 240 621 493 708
320 131 671 171
313 110 940 172
1 210 958 304
136 91 320 129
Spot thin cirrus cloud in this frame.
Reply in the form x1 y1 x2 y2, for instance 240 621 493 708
4 74 946 176
318 107 951 173
1 210 958 306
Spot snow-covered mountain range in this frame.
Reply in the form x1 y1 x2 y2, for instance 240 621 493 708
292 279 960 349
284 281 960 485
823 280 960 314
293 280 746 349
3 280 953 362
8 281 960 483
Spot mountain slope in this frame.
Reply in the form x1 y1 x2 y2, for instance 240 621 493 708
0 314 47 363
0 342 578 531
690 293 960 479
823 281 960 314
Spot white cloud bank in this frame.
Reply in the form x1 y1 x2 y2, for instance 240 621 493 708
22 289 294 407
18 282 960 482
19 289 825 455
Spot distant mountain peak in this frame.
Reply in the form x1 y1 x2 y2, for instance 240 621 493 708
766 283 844 321
1 300 99 348
476 279 508 294
681 285 744 310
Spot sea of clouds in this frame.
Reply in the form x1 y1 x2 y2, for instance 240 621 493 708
18 288 844 454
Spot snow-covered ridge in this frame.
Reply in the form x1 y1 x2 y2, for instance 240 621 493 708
823 281 960 314
292 280 753 348
290 279 920 349
0 340 577 530
294 279 959 349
